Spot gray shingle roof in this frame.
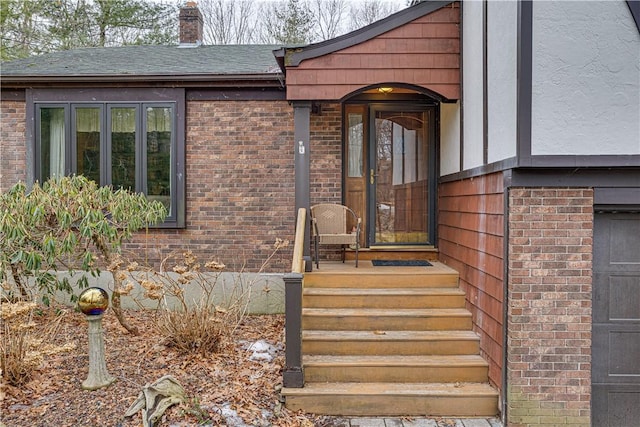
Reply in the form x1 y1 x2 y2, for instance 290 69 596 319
1 44 283 78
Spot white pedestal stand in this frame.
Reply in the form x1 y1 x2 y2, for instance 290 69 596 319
82 313 115 390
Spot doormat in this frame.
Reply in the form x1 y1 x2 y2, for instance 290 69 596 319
371 260 432 267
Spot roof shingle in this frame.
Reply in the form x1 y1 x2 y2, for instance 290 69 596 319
1 45 282 77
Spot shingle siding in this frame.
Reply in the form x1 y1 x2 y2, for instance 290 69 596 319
438 172 506 390
285 4 460 101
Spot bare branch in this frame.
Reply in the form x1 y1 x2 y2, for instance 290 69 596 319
311 0 347 41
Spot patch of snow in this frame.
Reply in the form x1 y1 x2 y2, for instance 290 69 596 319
247 339 278 362
220 403 250 427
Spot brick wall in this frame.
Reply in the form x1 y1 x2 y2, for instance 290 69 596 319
438 172 505 390
0 97 298 272
308 103 345 262
310 103 342 205
125 100 295 272
0 100 26 191
507 188 593 426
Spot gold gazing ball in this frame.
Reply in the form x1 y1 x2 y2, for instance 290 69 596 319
78 287 109 315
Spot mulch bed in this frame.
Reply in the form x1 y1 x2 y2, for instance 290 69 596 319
0 308 345 427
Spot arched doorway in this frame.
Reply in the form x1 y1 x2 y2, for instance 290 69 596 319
342 87 439 247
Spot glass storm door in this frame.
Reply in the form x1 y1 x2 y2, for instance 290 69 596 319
368 106 434 245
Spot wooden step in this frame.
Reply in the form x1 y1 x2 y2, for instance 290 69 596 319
282 382 499 416
304 272 459 288
304 261 459 288
303 287 466 309
302 308 472 331
303 355 489 383
302 330 480 356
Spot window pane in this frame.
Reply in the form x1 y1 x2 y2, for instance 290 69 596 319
348 113 363 177
75 107 101 184
111 107 136 191
146 106 172 213
39 107 65 181
404 129 417 183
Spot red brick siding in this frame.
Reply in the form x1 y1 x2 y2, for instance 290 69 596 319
124 100 295 272
0 100 26 191
0 98 295 272
507 188 593 426
309 103 345 262
310 103 342 205
438 172 505 390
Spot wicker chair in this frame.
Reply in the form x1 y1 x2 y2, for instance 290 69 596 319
310 203 361 268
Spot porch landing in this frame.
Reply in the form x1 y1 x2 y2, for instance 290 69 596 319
307 258 454 274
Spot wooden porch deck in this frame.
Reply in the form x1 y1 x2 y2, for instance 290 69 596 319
307 259 456 275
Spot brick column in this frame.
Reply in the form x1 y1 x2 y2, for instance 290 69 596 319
507 188 593 426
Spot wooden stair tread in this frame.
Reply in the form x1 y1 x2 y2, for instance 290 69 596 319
303 288 465 296
303 354 489 367
303 330 479 341
303 308 471 317
303 263 460 288
282 382 498 397
283 382 499 416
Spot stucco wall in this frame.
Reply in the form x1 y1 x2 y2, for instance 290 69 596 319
487 0 517 163
531 1 640 155
462 0 484 171
440 101 461 176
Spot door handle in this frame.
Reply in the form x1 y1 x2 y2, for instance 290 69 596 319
370 168 376 185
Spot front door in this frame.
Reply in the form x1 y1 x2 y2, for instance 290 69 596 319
344 103 436 247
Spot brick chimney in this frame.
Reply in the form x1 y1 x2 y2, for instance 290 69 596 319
179 1 203 45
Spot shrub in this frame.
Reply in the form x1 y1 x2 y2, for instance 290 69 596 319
120 240 288 355
0 175 167 334
0 301 75 386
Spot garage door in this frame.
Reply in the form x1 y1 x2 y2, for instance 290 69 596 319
592 212 640 427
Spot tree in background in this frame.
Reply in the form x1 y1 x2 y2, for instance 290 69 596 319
92 0 176 47
261 0 315 44
195 0 405 45
1 0 49 59
311 0 348 41
348 0 400 31
41 0 94 52
0 0 177 60
1 0 410 59
199 0 257 44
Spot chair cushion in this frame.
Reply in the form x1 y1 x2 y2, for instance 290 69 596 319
318 233 356 245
